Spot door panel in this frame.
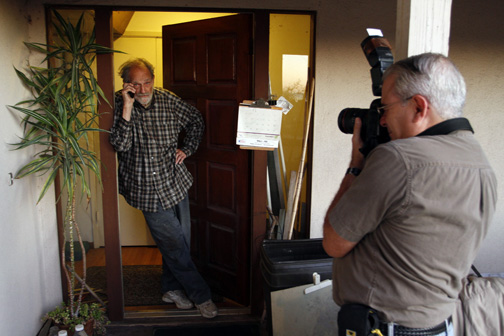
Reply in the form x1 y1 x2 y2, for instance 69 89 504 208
163 14 252 305
207 100 238 151
172 37 197 83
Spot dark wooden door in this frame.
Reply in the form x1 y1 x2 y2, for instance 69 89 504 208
162 14 252 305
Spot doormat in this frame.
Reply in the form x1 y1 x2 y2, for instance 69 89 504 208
86 265 224 307
86 265 165 306
153 324 261 336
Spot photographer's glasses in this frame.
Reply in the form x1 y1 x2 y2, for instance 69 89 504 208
377 97 413 115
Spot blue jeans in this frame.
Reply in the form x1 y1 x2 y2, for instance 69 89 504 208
142 196 211 304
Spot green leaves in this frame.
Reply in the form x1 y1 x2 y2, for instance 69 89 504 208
10 10 115 202
44 302 110 335
10 10 122 320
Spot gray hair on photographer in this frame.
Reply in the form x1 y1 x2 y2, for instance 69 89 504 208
383 53 466 120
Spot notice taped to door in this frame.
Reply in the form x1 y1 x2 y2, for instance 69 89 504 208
236 105 283 148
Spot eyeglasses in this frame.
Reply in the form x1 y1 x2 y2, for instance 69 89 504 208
377 97 413 114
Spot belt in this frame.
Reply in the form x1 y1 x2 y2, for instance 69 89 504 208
379 316 451 336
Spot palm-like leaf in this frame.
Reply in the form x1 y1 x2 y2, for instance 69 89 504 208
9 10 122 320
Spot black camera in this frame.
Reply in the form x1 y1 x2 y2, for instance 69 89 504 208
338 33 394 156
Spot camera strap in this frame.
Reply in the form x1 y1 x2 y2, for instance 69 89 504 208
417 117 473 137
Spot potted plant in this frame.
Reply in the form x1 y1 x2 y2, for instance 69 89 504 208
9 10 119 335
44 302 109 335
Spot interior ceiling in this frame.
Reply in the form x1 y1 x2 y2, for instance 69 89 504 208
113 11 134 39
111 11 236 39
56 10 235 40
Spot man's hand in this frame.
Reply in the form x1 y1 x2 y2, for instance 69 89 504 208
121 82 135 121
175 149 187 164
322 117 364 258
123 82 136 102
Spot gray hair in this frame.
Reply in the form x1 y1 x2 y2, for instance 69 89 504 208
118 58 155 82
383 53 466 119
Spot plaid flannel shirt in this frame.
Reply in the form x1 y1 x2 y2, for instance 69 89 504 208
110 88 204 212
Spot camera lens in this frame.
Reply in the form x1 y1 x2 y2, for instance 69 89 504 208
338 108 367 134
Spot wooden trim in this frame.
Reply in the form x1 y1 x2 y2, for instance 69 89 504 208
250 10 269 316
304 14 316 237
294 13 316 238
95 8 124 321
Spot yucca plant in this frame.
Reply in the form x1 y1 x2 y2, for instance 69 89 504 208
9 10 120 334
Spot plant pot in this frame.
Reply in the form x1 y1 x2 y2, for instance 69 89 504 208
56 318 94 335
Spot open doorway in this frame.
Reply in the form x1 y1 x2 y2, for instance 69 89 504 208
111 11 239 248
51 7 314 320
112 11 253 315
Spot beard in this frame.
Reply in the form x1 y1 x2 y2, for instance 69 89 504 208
136 92 153 106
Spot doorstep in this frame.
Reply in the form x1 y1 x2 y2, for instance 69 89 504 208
106 314 265 336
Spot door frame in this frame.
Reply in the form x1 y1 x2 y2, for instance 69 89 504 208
50 5 315 321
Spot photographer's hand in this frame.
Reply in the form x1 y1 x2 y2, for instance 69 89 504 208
323 117 364 258
350 117 365 169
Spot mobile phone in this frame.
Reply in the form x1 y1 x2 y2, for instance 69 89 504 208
125 82 135 98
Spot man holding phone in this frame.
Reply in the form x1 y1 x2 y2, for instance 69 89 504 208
110 58 218 318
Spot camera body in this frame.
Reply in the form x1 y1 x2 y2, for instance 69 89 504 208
337 33 394 156
338 98 390 156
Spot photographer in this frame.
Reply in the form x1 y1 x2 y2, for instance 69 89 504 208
323 53 497 335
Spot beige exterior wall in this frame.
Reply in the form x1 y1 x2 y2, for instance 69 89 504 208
0 1 62 335
1 0 502 334
449 0 504 272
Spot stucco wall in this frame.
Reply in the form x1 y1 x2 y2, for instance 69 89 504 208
0 1 62 335
2 0 503 334
449 0 504 273
310 0 397 235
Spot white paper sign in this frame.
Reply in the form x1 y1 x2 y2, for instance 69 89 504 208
236 105 283 148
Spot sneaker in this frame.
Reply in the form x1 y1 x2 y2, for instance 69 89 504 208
162 290 194 309
196 299 218 318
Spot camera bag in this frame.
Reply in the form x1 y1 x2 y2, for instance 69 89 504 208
338 303 381 336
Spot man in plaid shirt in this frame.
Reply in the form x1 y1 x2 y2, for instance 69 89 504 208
110 58 217 318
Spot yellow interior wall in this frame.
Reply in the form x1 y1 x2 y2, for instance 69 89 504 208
114 37 163 89
269 14 312 234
